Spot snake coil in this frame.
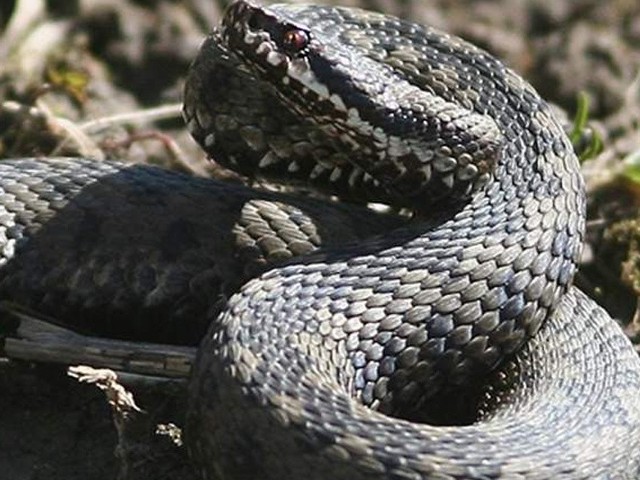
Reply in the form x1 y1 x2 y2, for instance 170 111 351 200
183 2 640 479
0 1 638 479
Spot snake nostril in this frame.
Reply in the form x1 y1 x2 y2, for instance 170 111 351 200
247 11 262 31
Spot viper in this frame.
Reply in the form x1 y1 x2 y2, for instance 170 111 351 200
1 1 639 479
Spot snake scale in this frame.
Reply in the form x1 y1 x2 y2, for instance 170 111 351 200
1 1 640 479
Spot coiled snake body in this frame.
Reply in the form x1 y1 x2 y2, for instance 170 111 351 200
2 1 640 479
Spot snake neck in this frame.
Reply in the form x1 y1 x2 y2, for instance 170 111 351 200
195 0 586 419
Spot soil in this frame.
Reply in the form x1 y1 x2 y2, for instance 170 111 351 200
0 0 639 479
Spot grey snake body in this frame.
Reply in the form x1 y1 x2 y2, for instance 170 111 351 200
1 1 640 478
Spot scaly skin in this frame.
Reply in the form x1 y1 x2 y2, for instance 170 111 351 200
0 158 401 344
183 2 640 479
0 1 638 478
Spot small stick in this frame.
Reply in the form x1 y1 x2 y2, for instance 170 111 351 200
79 103 183 133
1 307 196 378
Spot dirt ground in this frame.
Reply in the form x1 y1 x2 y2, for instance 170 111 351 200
0 0 639 479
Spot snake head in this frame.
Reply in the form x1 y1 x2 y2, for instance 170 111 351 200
210 1 505 209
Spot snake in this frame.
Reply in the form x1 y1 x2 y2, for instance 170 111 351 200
1 1 639 479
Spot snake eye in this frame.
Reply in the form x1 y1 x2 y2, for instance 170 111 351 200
282 29 310 52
